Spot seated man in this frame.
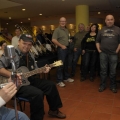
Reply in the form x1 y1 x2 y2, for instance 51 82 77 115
0 34 66 120
0 76 30 120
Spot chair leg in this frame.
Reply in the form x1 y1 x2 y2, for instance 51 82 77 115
23 101 26 111
18 101 23 112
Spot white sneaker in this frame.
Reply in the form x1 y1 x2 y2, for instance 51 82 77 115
57 82 65 87
64 78 74 83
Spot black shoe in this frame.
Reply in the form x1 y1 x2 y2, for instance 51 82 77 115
90 77 94 82
110 88 117 93
48 110 66 119
80 77 86 82
98 87 106 92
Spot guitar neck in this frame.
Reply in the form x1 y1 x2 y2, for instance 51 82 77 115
23 64 53 78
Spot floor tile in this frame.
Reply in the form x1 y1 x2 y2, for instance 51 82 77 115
93 104 112 114
6 67 120 120
110 114 120 120
89 112 111 120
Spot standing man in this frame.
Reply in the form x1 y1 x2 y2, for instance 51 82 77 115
12 28 21 48
96 14 120 93
71 23 87 77
52 17 74 87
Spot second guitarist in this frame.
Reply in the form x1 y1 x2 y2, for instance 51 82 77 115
0 34 66 120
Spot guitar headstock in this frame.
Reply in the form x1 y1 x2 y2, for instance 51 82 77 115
52 60 63 67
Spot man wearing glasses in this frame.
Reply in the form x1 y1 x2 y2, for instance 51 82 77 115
52 17 74 87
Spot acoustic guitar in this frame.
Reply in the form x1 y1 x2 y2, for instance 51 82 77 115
0 60 63 89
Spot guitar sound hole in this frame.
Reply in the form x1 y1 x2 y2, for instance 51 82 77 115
22 80 26 83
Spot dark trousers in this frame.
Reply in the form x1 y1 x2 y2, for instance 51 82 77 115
68 50 74 68
82 50 98 78
100 52 118 89
57 47 70 82
71 48 81 75
17 78 62 120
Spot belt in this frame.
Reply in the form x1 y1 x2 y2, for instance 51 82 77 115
86 49 96 52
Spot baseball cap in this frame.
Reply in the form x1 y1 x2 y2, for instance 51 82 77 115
20 34 34 44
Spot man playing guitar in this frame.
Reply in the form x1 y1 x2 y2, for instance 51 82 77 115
0 34 66 120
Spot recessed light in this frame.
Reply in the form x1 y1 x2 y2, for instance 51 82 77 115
22 9 26 11
39 13 42 15
6 23 8 25
9 17 11 19
98 12 101 14
62 0 65 1
28 18 30 20
21 22 23 23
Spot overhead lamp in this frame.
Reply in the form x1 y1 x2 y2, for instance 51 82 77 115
28 18 30 20
22 9 26 11
21 22 23 23
6 23 8 25
39 13 42 15
98 12 101 14
9 17 11 19
62 0 65 1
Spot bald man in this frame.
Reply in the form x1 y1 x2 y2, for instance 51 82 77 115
52 17 74 87
96 14 120 93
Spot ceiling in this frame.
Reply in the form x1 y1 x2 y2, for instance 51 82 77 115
0 0 120 24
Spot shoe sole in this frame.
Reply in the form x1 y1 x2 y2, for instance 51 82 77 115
48 113 66 119
64 81 74 83
57 84 65 87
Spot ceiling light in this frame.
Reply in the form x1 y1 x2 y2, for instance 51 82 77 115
98 12 101 14
6 23 8 25
28 18 30 20
9 17 11 19
21 22 23 23
22 9 26 11
62 0 65 1
39 13 42 15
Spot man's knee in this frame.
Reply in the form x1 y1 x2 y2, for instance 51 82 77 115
18 111 30 120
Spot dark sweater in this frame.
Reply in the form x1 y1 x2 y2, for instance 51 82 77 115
81 33 97 50
96 25 120 54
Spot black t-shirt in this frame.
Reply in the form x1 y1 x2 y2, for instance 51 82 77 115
81 33 97 50
96 25 120 54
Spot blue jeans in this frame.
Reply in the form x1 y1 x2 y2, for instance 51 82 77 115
0 106 30 120
68 50 74 68
82 50 98 78
100 52 118 89
71 48 81 75
57 47 70 82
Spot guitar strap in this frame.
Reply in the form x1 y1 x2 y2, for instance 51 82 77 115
26 53 29 68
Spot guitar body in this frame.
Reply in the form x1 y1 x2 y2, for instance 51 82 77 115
0 66 30 86
17 66 30 86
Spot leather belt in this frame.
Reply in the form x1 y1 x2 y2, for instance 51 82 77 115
86 49 96 52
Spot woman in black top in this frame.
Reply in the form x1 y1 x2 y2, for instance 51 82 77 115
81 23 99 81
